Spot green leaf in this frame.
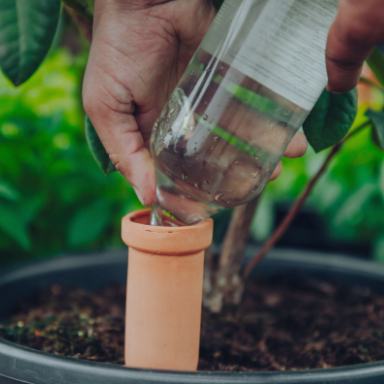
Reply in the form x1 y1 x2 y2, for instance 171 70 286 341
303 88 358 153
68 199 111 247
0 180 19 201
366 47 384 89
366 109 384 150
0 0 61 86
85 115 116 175
333 183 377 226
0 200 30 250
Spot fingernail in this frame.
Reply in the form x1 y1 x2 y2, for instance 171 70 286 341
133 186 145 206
326 84 343 94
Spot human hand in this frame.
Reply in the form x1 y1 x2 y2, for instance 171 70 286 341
83 0 216 206
326 0 384 93
83 0 306 206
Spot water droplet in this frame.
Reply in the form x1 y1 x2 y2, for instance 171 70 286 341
203 114 208 120
204 180 210 185
213 136 218 142
214 193 223 201
194 182 201 189
182 174 188 181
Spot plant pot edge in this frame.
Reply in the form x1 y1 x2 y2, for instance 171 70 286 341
1 247 384 384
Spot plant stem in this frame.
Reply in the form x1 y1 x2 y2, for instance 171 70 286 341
64 6 93 43
203 196 261 312
360 77 383 90
62 0 93 22
219 195 262 272
242 121 371 279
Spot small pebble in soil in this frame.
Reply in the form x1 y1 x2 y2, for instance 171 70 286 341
1 275 384 371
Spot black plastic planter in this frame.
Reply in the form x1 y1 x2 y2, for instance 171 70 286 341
1 248 384 384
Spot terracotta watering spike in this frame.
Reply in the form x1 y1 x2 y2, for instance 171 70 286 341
121 209 214 371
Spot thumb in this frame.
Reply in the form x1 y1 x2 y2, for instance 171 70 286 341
325 3 375 93
83 73 156 207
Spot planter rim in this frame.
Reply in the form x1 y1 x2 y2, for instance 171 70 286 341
1 248 384 384
1 336 384 384
121 209 213 255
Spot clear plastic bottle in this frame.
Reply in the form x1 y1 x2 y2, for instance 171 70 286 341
150 0 339 225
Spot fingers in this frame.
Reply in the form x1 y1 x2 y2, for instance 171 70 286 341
83 11 156 206
83 80 156 206
283 131 307 159
326 0 384 93
269 162 282 181
269 131 307 181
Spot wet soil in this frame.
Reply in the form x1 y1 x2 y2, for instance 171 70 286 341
1 275 384 371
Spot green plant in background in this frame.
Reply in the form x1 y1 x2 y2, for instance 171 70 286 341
248 56 384 271
1 0 384 274
0 37 141 266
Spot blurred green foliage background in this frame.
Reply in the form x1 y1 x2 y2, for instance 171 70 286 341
1 14 384 268
0 37 142 267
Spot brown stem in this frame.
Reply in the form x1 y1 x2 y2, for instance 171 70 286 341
64 6 93 44
242 122 371 279
219 194 262 272
203 195 261 312
62 0 93 22
359 77 382 90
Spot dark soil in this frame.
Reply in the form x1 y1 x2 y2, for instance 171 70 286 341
2 275 384 371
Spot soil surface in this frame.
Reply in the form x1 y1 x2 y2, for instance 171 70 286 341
2 275 384 371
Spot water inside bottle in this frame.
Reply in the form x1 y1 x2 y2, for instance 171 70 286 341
149 51 305 225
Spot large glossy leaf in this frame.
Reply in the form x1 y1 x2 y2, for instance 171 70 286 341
303 88 358 153
85 115 116 175
0 200 30 250
366 109 384 150
0 0 61 86
68 199 111 247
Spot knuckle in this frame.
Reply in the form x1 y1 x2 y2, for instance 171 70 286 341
344 21 375 45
